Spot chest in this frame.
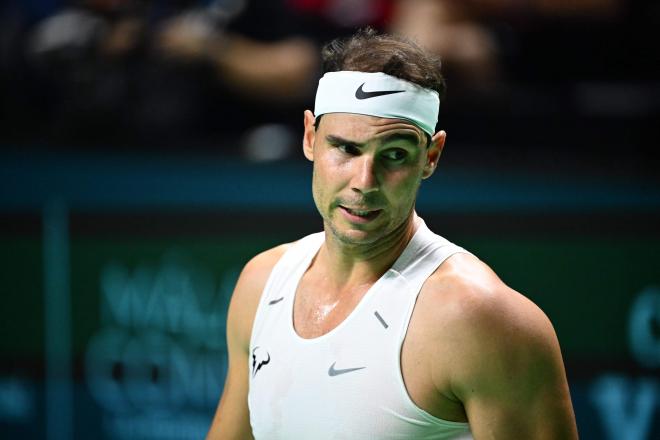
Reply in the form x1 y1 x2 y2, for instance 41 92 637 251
292 273 373 339
260 268 467 424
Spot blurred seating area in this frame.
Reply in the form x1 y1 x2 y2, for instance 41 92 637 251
1 0 658 176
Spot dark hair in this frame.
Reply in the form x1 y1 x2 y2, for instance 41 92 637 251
316 28 444 144
321 27 446 98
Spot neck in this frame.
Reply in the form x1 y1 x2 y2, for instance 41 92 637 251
319 212 420 290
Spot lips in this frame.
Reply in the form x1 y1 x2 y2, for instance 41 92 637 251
339 206 382 222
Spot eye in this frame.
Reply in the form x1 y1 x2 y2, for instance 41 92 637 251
382 148 408 162
337 143 360 156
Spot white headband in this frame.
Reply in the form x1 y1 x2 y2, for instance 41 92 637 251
314 71 440 136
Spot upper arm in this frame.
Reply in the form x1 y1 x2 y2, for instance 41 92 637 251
451 287 578 439
428 255 578 439
206 245 289 440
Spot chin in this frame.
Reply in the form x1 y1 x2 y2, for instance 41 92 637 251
328 222 384 246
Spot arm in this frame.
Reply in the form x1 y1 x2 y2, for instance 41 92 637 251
426 254 578 439
449 279 578 439
206 245 289 440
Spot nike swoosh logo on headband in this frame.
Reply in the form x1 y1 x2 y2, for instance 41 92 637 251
355 83 405 100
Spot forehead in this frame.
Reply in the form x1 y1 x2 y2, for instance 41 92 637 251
317 113 425 144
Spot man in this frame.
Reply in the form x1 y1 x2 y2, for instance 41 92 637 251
207 28 578 439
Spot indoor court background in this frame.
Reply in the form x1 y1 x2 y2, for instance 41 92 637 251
1 0 659 439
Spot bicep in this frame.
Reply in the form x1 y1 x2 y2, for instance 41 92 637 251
455 301 577 438
463 359 577 439
206 245 288 439
206 260 268 438
206 281 254 440
206 346 253 440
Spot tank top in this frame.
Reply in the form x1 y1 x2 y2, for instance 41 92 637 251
248 220 473 439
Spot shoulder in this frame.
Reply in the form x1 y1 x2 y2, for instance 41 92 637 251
226 242 294 350
412 251 576 435
236 243 292 294
417 252 563 395
425 252 554 334
421 251 555 342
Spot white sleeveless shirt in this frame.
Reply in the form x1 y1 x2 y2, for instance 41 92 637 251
248 220 473 439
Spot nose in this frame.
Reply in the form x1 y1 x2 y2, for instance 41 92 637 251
351 155 379 194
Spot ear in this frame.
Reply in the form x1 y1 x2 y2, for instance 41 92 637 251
302 110 316 161
422 130 446 179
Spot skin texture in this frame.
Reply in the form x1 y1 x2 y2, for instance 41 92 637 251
207 111 578 439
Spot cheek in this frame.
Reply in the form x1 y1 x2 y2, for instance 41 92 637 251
314 153 347 189
384 171 423 210
311 160 335 208
389 169 422 194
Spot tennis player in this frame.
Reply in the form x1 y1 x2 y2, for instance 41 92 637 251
207 28 578 439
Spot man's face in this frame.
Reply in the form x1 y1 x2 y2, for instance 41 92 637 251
303 111 444 246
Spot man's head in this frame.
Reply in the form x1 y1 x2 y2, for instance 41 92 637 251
304 29 446 246
316 28 446 146
321 27 446 101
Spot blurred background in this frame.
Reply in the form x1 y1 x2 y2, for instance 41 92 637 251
1 0 659 439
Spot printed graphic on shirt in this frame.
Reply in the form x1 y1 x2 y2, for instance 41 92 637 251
374 310 389 329
252 346 271 378
268 296 284 305
328 361 366 377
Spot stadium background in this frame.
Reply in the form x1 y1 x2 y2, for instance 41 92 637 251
1 0 659 439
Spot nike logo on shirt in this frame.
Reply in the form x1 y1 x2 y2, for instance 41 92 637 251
328 361 366 377
355 83 404 100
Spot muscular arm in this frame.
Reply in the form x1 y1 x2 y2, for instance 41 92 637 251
206 245 289 440
431 255 578 438
461 300 576 438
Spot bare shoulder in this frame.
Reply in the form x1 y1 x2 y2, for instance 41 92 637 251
415 251 577 436
418 252 564 394
208 243 294 440
423 252 555 336
226 243 293 349
235 243 292 298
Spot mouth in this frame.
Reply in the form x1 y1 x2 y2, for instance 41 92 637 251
339 206 382 222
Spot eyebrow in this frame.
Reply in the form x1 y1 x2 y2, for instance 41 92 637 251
326 135 362 148
380 132 423 147
325 132 422 149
